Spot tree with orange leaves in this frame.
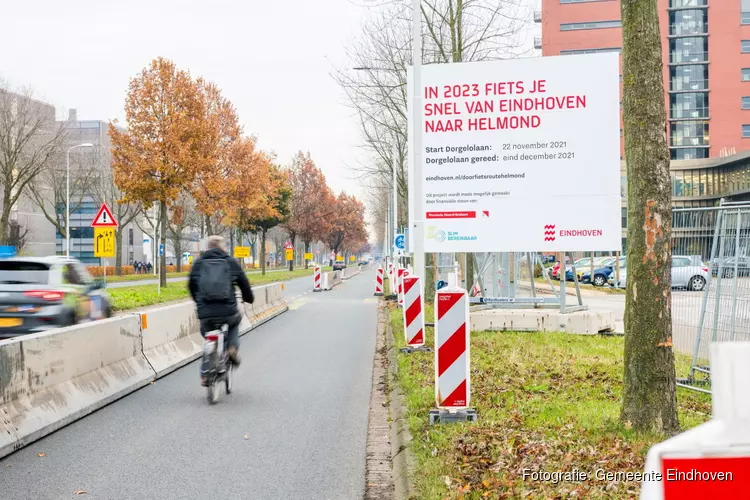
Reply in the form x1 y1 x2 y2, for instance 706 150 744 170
110 57 208 287
191 80 243 234
326 192 367 266
284 151 335 270
239 165 291 275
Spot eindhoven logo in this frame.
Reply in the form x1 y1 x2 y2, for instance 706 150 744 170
544 224 603 241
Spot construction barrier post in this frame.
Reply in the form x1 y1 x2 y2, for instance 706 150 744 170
374 267 384 296
397 267 405 307
429 281 476 425
313 266 322 292
400 275 433 354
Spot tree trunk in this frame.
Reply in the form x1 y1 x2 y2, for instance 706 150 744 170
175 236 183 273
159 201 168 288
205 214 213 236
620 0 679 435
115 228 123 275
288 234 296 272
260 229 267 276
304 241 311 269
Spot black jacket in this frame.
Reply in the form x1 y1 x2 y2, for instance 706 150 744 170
188 248 254 320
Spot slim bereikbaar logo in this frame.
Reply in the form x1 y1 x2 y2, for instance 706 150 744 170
427 226 476 243
545 225 603 242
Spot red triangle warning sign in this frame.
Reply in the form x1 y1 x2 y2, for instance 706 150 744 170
91 203 118 227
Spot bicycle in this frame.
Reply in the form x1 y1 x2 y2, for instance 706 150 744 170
201 325 234 404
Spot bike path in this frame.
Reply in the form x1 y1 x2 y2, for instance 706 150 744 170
0 270 379 500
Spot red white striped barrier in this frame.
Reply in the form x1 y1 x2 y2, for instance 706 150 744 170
435 284 470 409
313 266 322 292
402 275 424 346
397 268 405 306
374 267 384 296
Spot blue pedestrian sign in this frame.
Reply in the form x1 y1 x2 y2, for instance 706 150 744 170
0 246 16 258
159 244 164 256
394 234 405 250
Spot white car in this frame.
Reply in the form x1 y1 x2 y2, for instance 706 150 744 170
608 256 708 291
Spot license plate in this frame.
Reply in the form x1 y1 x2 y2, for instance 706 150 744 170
0 318 22 327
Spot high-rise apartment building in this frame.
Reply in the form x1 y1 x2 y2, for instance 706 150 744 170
538 0 750 160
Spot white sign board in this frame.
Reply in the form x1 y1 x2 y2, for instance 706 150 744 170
409 53 621 252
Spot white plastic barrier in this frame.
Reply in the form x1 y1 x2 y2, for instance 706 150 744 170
342 266 362 280
0 315 153 459
0 282 289 460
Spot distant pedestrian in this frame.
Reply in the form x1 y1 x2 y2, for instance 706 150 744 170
133 261 140 274
147 262 152 273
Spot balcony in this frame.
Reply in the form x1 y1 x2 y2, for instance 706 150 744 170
534 36 542 50
534 10 542 23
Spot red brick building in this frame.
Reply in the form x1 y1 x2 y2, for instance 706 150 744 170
538 0 750 160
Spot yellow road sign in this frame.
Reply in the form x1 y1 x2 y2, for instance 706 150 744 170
94 227 116 258
285 249 294 261
304 252 313 260
350 255 356 262
336 256 344 262
234 246 250 258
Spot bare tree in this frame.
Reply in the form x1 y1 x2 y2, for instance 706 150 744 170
27 145 100 244
0 82 68 244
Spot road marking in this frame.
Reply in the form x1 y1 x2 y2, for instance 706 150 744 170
363 298 378 303
288 298 308 310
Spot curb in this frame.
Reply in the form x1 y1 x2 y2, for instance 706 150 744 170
384 304 416 500
364 303 395 500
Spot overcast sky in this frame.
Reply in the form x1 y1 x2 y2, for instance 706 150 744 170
1 0 538 216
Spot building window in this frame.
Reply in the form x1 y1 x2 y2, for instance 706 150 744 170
744 13 750 25
743 97 750 110
670 92 709 119
743 69 750 82
743 125 750 138
670 37 708 63
560 20 622 31
744 0 750 24
669 65 708 91
670 121 709 147
742 41 750 54
669 10 707 36
560 47 621 55
128 228 134 245
621 207 627 229
671 148 708 160
669 0 707 6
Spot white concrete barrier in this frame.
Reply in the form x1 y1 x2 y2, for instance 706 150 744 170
342 266 362 280
322 270 343 290
0 282 289 460
0 315 153 459
138 282 287 378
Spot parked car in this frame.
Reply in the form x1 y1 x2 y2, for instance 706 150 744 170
580 257 626 286
332 261 347 271
607 256 708 291
0 256 111 339
712 256 750 278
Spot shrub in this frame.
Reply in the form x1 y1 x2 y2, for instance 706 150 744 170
87 265 135 277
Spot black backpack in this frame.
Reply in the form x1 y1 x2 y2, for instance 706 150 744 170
199 258 234 302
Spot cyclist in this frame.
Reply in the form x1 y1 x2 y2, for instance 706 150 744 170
188 235 254 386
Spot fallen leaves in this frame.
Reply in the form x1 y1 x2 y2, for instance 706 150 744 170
37 452 46 457
74 491 88 495
244 433 249 440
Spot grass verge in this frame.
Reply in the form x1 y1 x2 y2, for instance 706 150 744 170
109 267 319 311
387 303 711 499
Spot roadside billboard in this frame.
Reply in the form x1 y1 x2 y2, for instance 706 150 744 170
408 53 621 252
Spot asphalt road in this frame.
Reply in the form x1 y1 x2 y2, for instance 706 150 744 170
1 269 379 500
106 267 290 289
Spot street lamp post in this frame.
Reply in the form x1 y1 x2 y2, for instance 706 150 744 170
66 143 94 256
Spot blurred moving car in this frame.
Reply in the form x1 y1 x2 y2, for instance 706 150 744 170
0 256 111 339
332 260 347 271
711 256 750 278
608 256 708 291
